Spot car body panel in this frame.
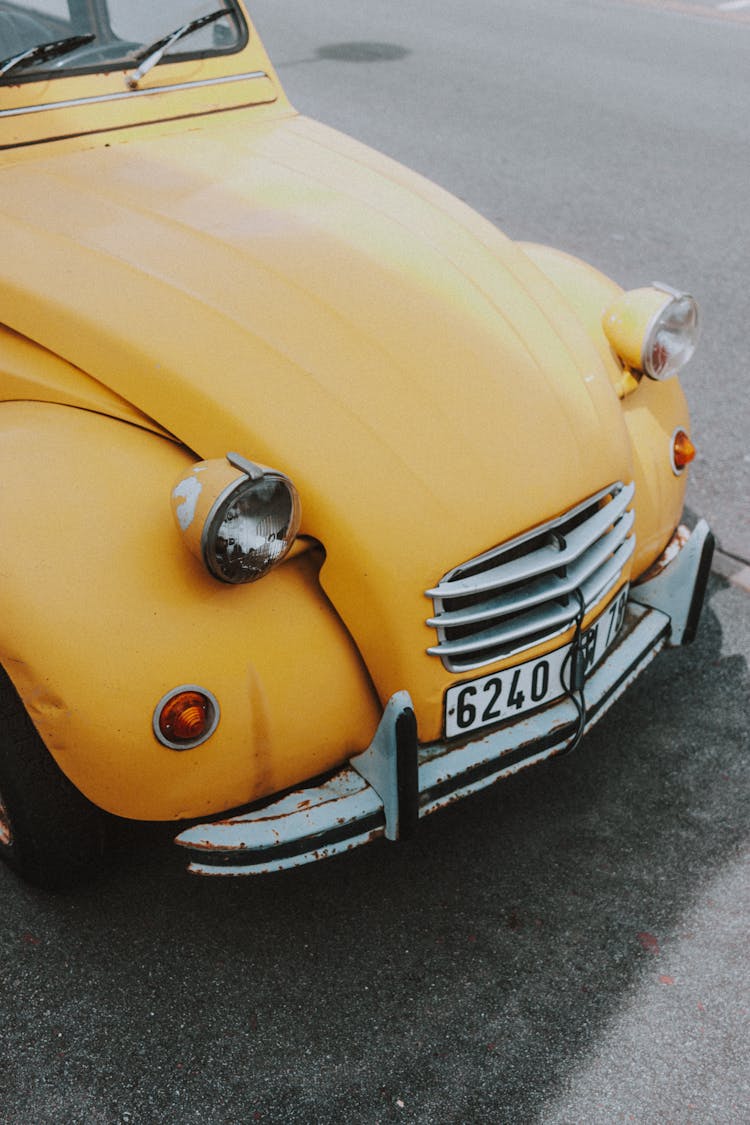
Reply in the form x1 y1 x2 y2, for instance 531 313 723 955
0 401 381 819
0 322 171 435
0 107 677 744
518 242 689 576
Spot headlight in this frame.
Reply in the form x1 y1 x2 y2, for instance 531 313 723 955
602 284 700 380
171 452 301 584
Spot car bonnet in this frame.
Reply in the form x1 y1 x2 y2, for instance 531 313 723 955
0 110 634 711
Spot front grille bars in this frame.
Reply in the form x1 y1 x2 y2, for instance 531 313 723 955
426 481 636 673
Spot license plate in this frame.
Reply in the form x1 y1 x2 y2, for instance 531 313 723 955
444 586 629 739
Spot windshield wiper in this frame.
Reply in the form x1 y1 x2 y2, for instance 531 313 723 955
0 33 95 79
126 8 229 89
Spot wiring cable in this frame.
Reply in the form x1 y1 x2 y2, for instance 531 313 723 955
559 587 588 755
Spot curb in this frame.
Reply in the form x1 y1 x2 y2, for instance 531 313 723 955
712 549 750 594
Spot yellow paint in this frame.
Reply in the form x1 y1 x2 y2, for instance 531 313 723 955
171 457 248 555
615 370 644 399
519 243 643 397
0 2 694 815
518 243 688 577
621 377 690 575
602 287 672 373
0 323 171 435
0 403 380 819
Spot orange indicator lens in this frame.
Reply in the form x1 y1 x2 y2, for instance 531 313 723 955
158 691 211 744
672 429 696 470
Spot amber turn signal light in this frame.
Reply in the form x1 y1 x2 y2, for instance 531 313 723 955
671 428 696 475
153 686 220 750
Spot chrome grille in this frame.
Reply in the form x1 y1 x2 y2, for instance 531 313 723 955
426 481 635 673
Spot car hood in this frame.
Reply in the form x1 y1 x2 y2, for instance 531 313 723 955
0 110 633 707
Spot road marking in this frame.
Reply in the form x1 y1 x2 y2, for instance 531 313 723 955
613 0 750 22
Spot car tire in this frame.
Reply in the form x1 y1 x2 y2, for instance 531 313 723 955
0 665 108 890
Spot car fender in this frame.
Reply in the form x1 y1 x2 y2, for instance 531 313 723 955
0 401 380 821
519 242 689 572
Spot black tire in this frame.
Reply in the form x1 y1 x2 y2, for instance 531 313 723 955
0 665 108 890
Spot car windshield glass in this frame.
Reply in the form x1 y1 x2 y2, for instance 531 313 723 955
0 1 245 81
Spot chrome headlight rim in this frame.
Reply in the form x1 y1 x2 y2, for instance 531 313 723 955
641 283 700 381
602 283 701 384
201 453 301 585
171 452 302 586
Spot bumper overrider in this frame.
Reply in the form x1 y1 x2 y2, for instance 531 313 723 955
175 520 714 875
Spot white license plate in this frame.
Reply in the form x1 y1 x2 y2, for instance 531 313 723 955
444 586 629 739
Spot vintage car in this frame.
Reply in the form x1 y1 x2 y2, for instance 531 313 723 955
0 1 713 888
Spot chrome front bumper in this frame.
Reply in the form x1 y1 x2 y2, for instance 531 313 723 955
175 520 714 876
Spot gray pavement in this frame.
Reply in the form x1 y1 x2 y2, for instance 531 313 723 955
1 1 748 1122
1 575 747 1123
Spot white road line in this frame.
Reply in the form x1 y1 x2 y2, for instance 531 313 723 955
619 0 750 23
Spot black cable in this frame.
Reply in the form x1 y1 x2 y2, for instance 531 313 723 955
559 588 587 756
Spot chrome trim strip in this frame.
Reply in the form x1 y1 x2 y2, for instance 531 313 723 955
428 549 632 663
426 480 636 673
0 71 268 118
427 514 635 629
428 482 635 600
429 481 632 596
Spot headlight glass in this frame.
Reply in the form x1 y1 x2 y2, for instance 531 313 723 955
643 293 700 380
602 285 700 383
205 472 300 583
171 454 301 585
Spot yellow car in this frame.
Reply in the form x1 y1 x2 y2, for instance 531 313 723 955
0 1 713 887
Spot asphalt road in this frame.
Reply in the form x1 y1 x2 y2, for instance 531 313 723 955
2 2 748 1123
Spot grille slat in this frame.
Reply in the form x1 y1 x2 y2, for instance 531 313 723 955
425 481 634 599
427 512 634 630
426 482 635 673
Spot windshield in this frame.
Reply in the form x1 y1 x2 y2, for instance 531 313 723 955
0 1 246 81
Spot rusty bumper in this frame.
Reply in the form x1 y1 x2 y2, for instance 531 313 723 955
175 520 713 876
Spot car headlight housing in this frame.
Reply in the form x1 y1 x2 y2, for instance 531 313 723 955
171 453 301 584
602 284 700 380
